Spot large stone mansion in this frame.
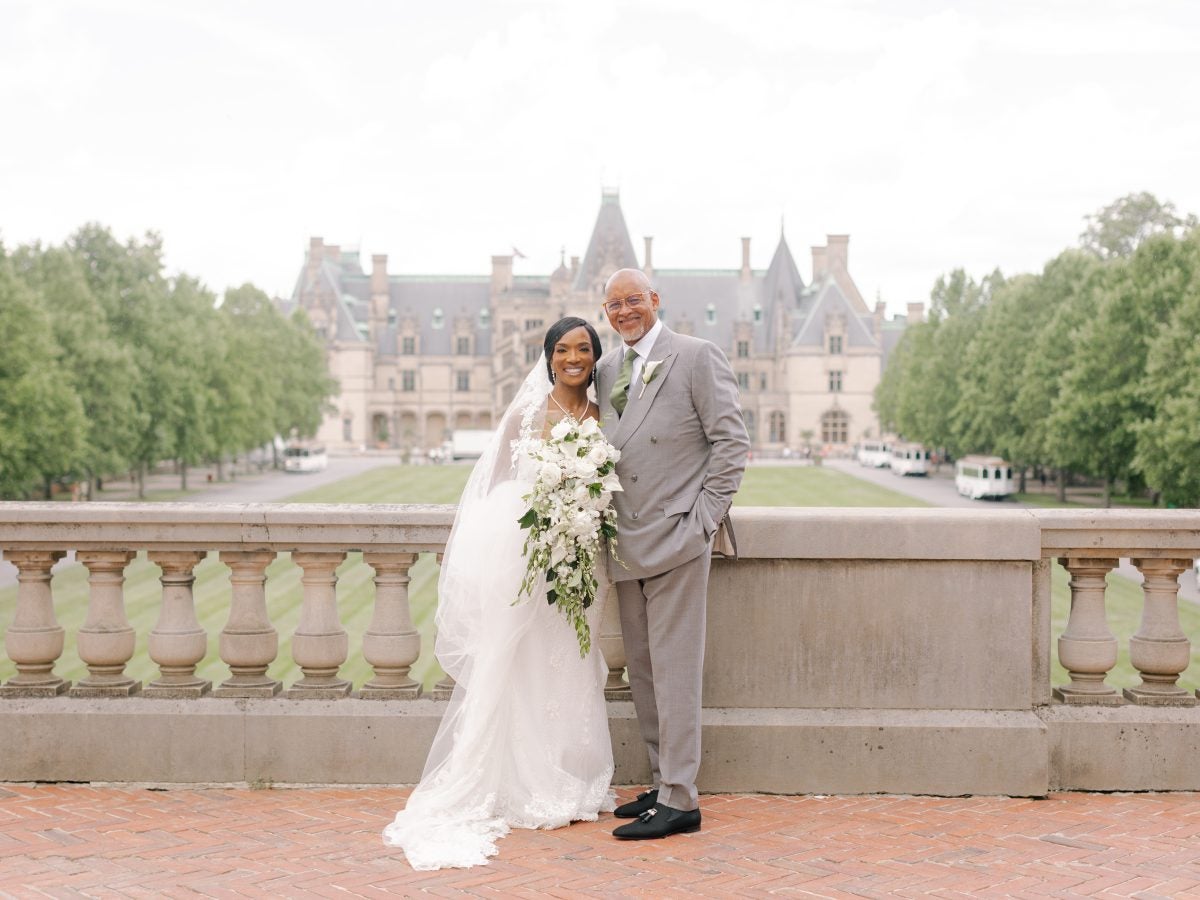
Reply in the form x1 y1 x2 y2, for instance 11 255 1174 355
286 190 922 454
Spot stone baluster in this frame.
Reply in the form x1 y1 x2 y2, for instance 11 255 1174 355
215 551 280 697
72 551 140 697
286 552 351 698
1125 558 1196 706
599 588 630 700
360 552 421 699
430 552 457 700
1 550 68 696
144 551 210 698
1053 557 1122 704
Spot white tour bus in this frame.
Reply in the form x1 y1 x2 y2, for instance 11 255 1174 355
890 442 930 476
283 444 328 473
857 440 891 468
955 455 1015 500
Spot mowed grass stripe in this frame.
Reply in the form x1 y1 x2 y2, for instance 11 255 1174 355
2 464 1193 691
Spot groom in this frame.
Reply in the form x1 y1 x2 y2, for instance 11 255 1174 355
597 268 749 840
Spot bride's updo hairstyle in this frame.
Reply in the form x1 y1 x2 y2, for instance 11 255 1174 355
543 316 603 385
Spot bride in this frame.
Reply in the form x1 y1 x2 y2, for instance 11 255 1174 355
383 317 616 870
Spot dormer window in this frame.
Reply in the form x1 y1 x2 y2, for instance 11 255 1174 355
432 308 444 329
753 304 763 324
829 334 843 354
387 309 397 327
478 308 491 329
706 303 716 325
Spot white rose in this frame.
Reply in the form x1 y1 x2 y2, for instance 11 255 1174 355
578 418 600 437
585 444 609 467
572 458 598 479
539 462 562 487
550 419 572 441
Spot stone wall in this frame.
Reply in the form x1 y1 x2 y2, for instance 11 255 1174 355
2 505 1200 794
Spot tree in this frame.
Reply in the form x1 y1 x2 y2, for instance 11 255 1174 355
875 269 997 455
0 252 87 498
950 274 1051 488
11 244 141 497
1133 273 1200 506
1011 251 1105 500
1049 232 1200 504
68 224 170 497
1080 191 1198 260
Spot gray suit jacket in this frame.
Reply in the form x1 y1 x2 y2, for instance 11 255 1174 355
598 325 750 581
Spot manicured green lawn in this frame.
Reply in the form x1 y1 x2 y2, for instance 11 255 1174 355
2 463 1193 693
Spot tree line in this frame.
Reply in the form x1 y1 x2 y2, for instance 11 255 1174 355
875 192 1200 507
0 224 336 500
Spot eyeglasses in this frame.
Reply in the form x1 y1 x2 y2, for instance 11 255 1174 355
604 294 647 315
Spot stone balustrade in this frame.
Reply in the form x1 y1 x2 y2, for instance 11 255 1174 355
1 504 1199 794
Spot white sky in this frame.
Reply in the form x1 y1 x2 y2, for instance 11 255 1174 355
3 0 1199 314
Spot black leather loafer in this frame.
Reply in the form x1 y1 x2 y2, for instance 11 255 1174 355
612 802 701 840
613 788 658 819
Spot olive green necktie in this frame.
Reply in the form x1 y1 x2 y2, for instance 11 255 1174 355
609 348 637 416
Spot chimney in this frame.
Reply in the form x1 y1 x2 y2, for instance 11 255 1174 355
740 237 752 279
811 245 828 281
371 254 388 296
827 234 849 272
326 244 342 265
307 236 324 282
874 300 886 337
491 254 514 294
906 301 925 324
643 236 654 277
570 255 580 278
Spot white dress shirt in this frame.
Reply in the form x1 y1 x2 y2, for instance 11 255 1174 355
625 318 664 390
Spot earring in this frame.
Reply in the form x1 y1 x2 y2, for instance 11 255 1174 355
588 369 595 386
549 371 556 384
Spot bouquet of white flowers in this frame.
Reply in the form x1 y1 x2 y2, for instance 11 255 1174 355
515 415 623 657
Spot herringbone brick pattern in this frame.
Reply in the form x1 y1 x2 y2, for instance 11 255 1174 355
2 786 1200 897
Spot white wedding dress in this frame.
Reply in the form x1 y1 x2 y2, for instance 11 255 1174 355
383 363 614 871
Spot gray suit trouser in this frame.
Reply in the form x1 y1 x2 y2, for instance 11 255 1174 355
616 547 712 812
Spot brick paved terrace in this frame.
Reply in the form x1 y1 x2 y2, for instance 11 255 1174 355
4 785 1200 896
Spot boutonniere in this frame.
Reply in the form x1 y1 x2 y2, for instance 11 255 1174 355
638 360 665 399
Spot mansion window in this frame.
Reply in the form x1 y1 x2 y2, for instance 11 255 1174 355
524 318 543 333
768 411 786 444
456 371 470 392
387 309 397 327
737 372 750 390
401 336 416 355
822 409 849 444
760 373 767 390
829 370 843 392
525 343 540 365
342 416 353 442
478 308 491 329
829 335 843 354
432 308 444 329
753 304 763 323
705 304 716 325
402 371 415 392
456 336 471 355
736 340 750 359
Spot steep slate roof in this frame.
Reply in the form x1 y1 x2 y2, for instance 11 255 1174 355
292 194 888 364
653 270 749 352
572 189 640 292
791 277 879 349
